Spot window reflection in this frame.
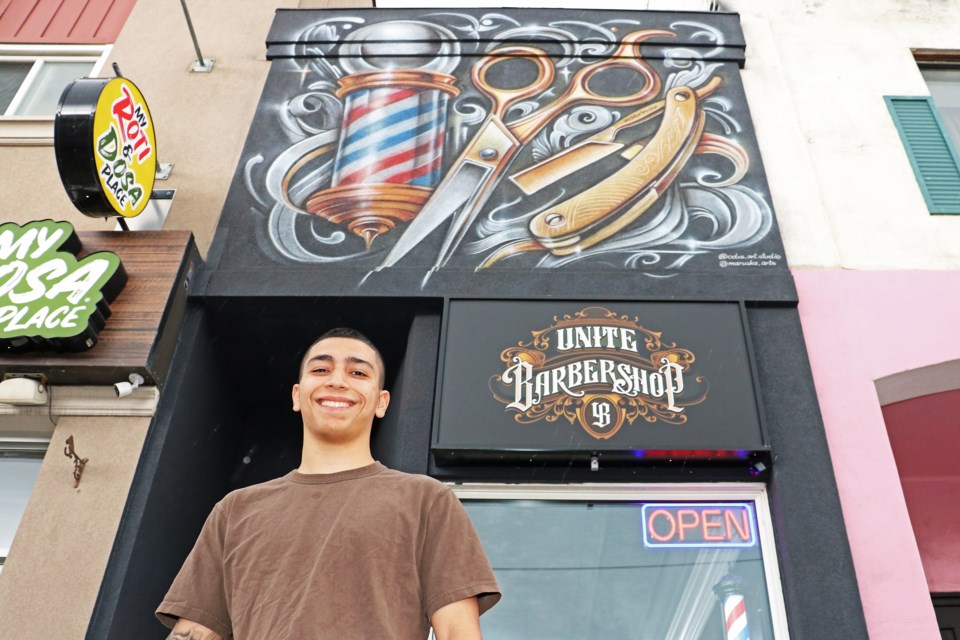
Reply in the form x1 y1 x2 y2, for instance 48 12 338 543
463 499 775 640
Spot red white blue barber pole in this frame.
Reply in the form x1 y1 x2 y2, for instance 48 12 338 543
714 575 750 640
306 21 460 248
331 80 449 189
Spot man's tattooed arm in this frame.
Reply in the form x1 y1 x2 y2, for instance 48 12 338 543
166 619 223 640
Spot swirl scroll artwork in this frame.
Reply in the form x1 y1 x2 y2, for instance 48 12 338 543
242 13 782 285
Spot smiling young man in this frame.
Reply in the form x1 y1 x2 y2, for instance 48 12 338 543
157 328 501 639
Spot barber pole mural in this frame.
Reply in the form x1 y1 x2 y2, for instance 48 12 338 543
219 10 792 297
307 22 460 247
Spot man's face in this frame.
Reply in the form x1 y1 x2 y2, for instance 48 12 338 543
292 337 390 445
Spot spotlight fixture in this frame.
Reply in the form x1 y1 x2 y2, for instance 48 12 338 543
748 461 768 478
114 373 145 399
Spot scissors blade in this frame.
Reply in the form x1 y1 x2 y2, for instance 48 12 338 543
430 119 519 271
373 162 488 271
373 118 519 272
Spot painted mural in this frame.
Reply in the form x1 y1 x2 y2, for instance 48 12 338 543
212 10 790 297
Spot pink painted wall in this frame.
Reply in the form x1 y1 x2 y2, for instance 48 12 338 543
882 389 960 593
794 270 960 640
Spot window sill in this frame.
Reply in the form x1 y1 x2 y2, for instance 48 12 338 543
0 117 54 146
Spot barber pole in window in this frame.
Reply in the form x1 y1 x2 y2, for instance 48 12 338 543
715 575 751 640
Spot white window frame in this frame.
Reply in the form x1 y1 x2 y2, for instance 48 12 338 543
451 482 792 639
0 44 111 145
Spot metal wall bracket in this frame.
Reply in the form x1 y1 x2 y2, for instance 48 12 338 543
190 58 215 73
64 435 88 488
156 163 174 180
179 0 214 73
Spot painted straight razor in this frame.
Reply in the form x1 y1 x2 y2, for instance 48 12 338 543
509 77 722 195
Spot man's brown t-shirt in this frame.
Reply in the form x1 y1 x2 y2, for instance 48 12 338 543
157 462 500 639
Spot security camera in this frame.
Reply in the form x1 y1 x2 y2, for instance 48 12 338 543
115 373 145 399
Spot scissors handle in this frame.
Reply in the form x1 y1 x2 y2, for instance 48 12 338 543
508 29 673 143
471 46 556 121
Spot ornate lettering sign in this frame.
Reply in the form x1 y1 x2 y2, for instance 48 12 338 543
490 307 707 440
434 300 766 462
55 77 157 219
0 221 127 352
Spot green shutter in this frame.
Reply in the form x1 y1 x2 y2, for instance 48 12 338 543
885 96 960 214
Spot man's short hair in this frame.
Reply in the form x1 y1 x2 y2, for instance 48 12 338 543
298 327 386 388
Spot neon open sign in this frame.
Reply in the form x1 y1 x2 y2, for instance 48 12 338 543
642 502 757 548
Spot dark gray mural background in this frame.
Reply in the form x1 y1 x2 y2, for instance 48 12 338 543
205 8 793 300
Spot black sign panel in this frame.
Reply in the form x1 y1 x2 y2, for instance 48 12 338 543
434 300 765 461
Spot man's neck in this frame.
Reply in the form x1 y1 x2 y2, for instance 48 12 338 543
298 439 376 475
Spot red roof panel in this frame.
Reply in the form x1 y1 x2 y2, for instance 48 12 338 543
0 0 135 44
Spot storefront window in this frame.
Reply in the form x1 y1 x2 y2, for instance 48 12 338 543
455 485 789 640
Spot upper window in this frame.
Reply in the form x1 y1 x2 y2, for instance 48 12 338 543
884 51 960 215
0 45 109 143
921 68 960 153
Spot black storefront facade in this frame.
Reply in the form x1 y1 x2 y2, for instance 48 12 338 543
87 9 869 639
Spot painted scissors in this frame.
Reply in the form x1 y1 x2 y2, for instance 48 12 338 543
369 29 673 280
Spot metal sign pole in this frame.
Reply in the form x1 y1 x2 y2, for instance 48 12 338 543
178 0 215 72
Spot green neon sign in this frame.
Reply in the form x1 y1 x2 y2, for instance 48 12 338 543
0 220 127 352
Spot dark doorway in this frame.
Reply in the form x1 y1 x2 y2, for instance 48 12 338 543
935 594 960 640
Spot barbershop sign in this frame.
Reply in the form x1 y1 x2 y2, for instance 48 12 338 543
0 220 126 352
434 301 766 461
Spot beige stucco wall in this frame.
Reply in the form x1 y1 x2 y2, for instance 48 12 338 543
0 2 370 638
0 416 150 639
732 0 960 269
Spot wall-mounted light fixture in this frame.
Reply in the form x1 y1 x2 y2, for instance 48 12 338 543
748 461 768 478
0 375 48 406
64 435 88 488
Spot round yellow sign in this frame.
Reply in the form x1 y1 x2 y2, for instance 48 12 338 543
91 78 157 218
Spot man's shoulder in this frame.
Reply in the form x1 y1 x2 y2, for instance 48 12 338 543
372 466 455 505
377 466 450 490
218 475 291 510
